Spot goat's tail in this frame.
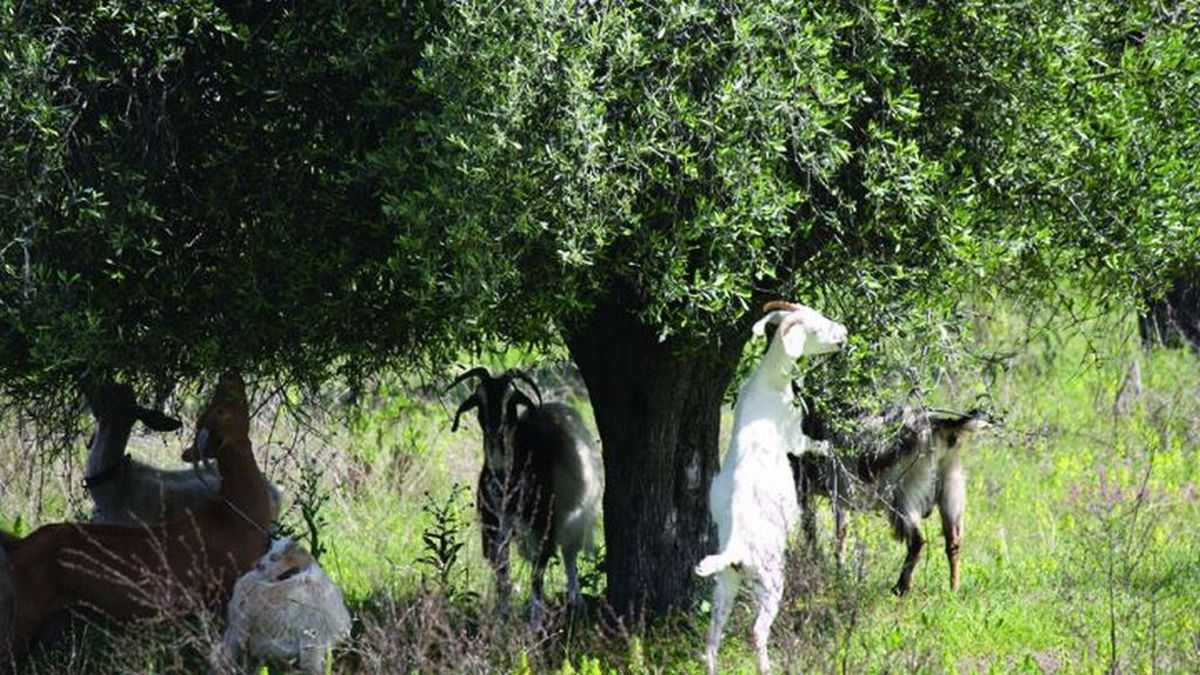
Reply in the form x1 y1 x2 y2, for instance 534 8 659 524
694 548 743 577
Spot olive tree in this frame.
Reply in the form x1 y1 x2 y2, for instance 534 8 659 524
382 0 1200 615
2 0 1197 617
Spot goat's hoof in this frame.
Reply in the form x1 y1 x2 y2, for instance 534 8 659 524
891 583 909 597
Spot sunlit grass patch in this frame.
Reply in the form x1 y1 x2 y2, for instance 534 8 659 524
3 311 1199 672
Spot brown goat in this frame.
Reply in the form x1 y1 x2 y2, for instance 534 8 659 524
0 372 272 663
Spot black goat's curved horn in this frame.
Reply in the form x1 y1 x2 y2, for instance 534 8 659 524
452 393 481 432
505 388 536 422
446 367 493 393
504 368 542 405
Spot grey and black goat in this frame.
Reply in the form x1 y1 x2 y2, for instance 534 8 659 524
450 367 603 623
84 381 282 525
790 397 991 595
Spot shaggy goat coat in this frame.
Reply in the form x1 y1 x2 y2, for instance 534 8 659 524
793 402 991 594
212 538 351 674
452 368 603 622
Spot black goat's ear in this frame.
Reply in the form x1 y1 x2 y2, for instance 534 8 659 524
452 394 481 432
958 413 992 434
137 407 183 432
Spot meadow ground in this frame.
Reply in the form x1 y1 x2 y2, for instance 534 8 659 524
2 305 1198 673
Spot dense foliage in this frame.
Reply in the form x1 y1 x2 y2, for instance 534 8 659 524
985 2 1200 297
392 0 1200 400
2 0 1198 613
399 0 979 345
1 0 1195 408
0 0 434 413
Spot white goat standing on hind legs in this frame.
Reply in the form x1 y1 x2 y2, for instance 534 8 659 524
696 300 847 675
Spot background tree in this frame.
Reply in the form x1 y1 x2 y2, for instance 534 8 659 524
2 0 1197 618
1140 275 1200 350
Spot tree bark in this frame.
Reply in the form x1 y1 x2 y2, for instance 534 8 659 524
1139 273 1200 351
564 293 751 618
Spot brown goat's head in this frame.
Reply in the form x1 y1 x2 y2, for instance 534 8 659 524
448 367 541 471
182 372 250 462
927 409 992 449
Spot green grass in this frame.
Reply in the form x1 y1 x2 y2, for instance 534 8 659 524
3 306 1199 673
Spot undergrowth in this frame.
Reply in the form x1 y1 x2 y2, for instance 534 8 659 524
2 308 1198 673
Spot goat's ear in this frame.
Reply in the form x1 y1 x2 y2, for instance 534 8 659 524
779 316 809 358
452 394 480 432
137 408 183 433
959 416 991 434
752 310 789 337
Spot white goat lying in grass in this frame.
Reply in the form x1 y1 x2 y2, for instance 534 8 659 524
696 300 846 675
212 537 351 675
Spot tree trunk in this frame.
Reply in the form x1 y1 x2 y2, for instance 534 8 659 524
564 293 750 618
1140 273 1200 351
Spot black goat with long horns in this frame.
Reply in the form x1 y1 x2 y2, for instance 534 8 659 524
449 367 603 624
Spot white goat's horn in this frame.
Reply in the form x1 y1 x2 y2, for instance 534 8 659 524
762 300 801 313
